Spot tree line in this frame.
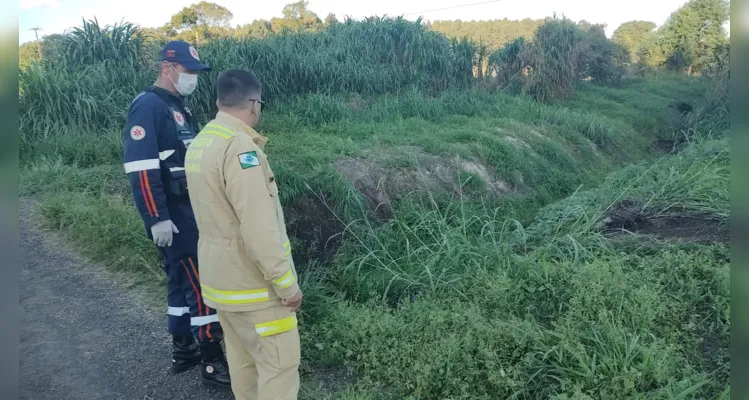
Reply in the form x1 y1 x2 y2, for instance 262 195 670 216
19 0 728 80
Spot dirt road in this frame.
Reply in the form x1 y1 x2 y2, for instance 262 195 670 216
19 200 234 400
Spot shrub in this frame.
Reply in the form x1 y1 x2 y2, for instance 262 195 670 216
521 17 582 102
488 37 530 90
578 24 629 87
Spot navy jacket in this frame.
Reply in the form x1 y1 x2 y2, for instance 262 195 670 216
122 86 200 237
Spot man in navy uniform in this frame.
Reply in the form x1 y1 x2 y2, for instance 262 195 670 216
122 40 230 388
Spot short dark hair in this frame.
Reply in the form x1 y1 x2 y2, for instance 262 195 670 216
216 69 262 108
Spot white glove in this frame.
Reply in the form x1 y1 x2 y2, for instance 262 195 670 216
151 220 180 247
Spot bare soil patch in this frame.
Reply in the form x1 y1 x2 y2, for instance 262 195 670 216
334 146 517 218
601 200 728 244
285 196 344 266
651 138 678 153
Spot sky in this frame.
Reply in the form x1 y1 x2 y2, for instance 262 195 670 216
18 0 715 45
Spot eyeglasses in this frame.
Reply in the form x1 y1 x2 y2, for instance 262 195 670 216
249 99 265 112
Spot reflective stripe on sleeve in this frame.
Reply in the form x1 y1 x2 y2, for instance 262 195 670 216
170 167 185 172
283 240 291 257
203 124 236 139
159 149 175 160
191 314 219 326
201 284 269 305
255 315 297 337
124 159 160 173
272 269 296 289
167 306 190 316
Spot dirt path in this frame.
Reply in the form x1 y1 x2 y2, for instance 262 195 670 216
19 199 234 400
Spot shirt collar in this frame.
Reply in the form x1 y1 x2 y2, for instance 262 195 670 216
214 111 267 149
150 85 182 102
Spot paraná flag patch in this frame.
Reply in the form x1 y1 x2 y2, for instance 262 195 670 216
238 151 260 169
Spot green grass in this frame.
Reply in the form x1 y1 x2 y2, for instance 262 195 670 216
301 137 729 399
20 79 699 272
17 12 731 397
19 72 730 398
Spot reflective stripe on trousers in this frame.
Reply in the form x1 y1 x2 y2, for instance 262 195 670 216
255 315 297 337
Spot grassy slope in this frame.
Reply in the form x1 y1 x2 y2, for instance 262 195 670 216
308 137 728 399
19 73 728 398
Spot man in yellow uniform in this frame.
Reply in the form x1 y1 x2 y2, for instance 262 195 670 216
184 69 302 400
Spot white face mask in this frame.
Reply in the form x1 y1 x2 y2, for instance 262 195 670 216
169 66 198 96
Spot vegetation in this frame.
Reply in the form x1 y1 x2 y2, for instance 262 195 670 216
636 0 729 74
429 18 545 50
612 20 657 64
18 1 729 398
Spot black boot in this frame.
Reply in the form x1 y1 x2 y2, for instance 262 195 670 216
200 342 231 388
171 335 201 373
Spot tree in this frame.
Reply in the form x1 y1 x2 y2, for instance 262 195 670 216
651 0 729 74
235 20 273 39
271 1 323 32
139 26 172 44
170 1 234 45
325 13 338 26
38 33 67 65
612 20 656 63
429 18 545 51
636 35 668 71
578 23 628 86
19 42 40 70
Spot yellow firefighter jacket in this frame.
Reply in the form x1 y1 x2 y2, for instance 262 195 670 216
184 111 299 312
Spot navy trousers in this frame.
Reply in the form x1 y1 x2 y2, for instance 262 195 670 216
157 228 222 343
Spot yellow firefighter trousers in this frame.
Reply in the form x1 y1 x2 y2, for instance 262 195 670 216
217 306 301 400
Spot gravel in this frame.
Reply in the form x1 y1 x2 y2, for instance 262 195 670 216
19 199 234 400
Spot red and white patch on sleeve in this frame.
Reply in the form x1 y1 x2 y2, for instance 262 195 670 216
173 111 185 126
189 46 200 60
130 125 146 141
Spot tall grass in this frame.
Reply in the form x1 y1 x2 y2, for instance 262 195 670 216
19 60 150 137
20 15 648 138
20 17 476 136
59 18 150 69
521 16 582 102
488 37 528 90
17 9 729 399
305 134 729 399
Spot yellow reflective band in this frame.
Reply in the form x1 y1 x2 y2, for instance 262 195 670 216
189 136 214 148
185 162 201 173
272 269 296 289
201 129 233 140
205 123 236 137
283 240 291 257
185 149 203 160
255 315 297 337
201 284 269 304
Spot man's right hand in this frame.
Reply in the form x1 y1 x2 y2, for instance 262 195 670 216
282 289 302 313
151 220 179 247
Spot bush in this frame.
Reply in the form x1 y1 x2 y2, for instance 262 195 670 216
578 24 629 87
20 17 477 137
488 37 530 90
521 17 582 102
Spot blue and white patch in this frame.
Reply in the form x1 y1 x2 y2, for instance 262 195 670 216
238 151 260 169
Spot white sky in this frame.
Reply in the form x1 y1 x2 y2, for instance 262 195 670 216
18 0 715 44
